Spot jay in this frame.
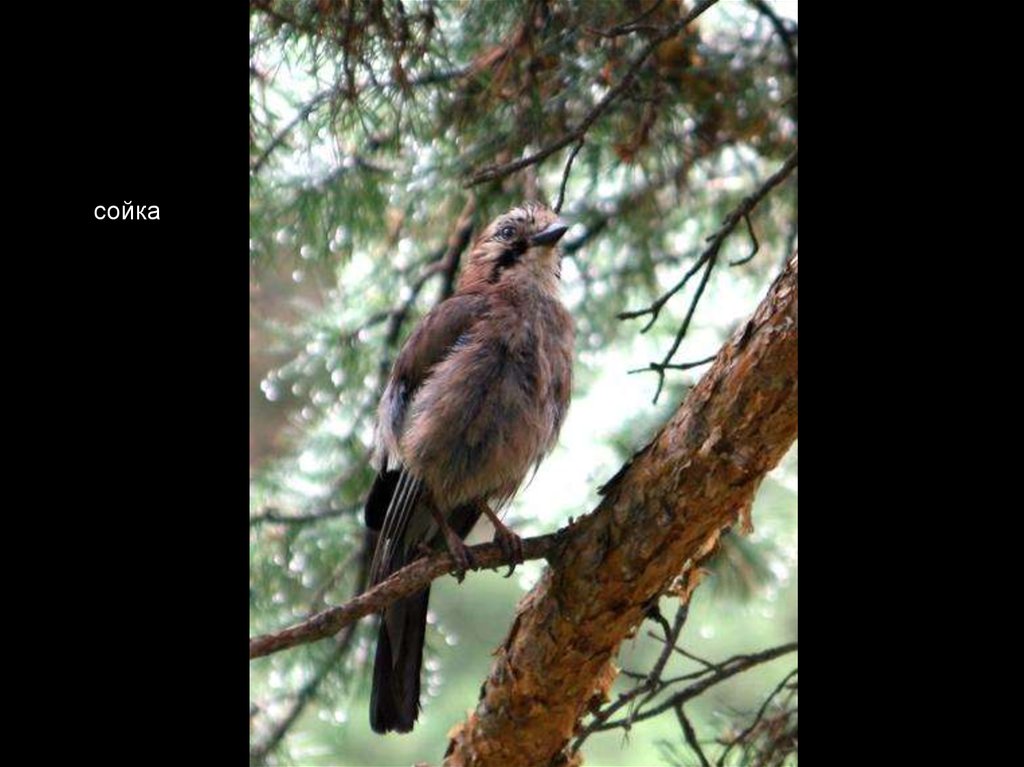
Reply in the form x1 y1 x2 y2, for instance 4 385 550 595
364 202 574 733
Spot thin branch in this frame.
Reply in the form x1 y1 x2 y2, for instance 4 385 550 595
249 531 563 660
592 643 797 733
249 532 373 762
642 606 689 705
573 604 692 749
729 213 760 267
620 149 798 402
249 628 356 762
618 248 712 333
587 0 666 38
676 704 711 767
627 353 718 376
619 150 797 330
464 0 720 187
717 668 798 766
748 0 798 81
249 505 353 527
554 138 585 214
250 88 336 175
573 641 796 755
660 641 722 673
649 253 716 404
250 68 469 176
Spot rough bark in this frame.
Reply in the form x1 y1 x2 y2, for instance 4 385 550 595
443 256 798 767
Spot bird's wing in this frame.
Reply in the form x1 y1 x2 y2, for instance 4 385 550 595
380 292 489 450
366 292 488 584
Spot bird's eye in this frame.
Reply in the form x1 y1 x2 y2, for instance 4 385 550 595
497 225 516 241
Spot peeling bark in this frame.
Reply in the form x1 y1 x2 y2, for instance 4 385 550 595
443 257 798 767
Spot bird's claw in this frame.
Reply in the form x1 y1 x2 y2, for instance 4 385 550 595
493 525 525 578
443 528 475 583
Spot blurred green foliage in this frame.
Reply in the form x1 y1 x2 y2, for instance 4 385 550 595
250 1 797 764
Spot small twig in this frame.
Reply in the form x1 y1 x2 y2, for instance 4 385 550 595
573 606 690 750
748 0 798 80
618 250 712 333
643 607 689 703
676 704 712 767
554 139 585 214
628 353 717 376
586 643 797 734
250 65 469 176
641 647 796 725
645 630 723 674
619 150 797 330
620 149 798 403
464 0 720 187
249 505 353 527
251 88 337 175
587 0 666 38
729 213 760 266
249 534 372 762
249 532 563 660
650 254 716 404
717 668 798 766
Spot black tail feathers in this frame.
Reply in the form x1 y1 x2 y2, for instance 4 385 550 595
365 469 400 531
367 500 483 734
369 586 430 734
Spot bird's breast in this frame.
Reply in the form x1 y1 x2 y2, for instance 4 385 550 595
400 293 573 510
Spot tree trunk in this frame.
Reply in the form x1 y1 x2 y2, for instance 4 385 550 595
443 256 798 767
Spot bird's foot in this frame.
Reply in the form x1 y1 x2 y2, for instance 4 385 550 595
488 515 525 578
441 525 475 583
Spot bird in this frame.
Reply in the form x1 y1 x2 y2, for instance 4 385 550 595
364 201 575 734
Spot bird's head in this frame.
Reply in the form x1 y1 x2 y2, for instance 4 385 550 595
458 202 569 292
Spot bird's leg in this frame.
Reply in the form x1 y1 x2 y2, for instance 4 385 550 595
477 502 524 577
428 504 475 582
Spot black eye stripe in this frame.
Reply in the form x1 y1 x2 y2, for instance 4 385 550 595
488 239 527 282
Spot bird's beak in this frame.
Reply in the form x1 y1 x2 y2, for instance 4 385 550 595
530 219 570 247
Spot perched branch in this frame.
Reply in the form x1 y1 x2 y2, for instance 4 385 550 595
463 0 720 187
249 532 563 660
443 256 798 767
